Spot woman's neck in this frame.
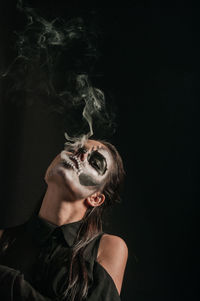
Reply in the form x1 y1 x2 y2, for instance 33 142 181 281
38 184 87 226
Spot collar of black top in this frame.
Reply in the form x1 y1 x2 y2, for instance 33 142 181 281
26 215 84 247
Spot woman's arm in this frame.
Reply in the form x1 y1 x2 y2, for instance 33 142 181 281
97 234 128 295
0 265 52 301
86 236 128 301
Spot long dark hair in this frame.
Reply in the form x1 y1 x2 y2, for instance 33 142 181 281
60 140 125 301
0 140 125 301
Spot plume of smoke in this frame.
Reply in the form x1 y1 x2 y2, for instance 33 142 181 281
1 0 116 145
63 74 106 148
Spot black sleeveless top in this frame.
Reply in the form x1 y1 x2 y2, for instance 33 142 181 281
0 215 121 301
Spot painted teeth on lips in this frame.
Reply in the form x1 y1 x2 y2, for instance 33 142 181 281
69 155 83 175
70 155 82 168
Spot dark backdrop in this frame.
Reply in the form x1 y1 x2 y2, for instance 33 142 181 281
0 1 199 300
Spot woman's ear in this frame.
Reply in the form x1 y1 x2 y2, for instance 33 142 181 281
85 192 105 207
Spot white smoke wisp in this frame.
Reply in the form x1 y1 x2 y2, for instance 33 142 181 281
16 0 83 52
64 74 106 149
1 0 116 148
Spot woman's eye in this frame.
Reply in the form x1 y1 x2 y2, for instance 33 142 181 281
88 151 107 175
91 158 101 169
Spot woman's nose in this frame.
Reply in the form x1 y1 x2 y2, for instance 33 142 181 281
76 147 88 161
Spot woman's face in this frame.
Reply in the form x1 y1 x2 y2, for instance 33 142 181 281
45 140 113 200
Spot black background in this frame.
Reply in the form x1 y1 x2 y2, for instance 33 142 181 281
0 1 199 300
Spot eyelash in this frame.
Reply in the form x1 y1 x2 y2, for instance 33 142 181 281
88 151 107 175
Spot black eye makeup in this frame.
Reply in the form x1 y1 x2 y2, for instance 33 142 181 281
87 150 107 175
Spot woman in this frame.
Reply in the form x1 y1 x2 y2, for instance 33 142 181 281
0 139 128 301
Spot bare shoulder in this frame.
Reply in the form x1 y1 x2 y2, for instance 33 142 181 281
97 234 128 295
0 230 4 239
97 234 128 259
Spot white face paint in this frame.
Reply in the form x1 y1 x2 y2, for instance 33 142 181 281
45 140 113 200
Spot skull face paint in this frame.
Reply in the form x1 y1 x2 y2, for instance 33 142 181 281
78 150 108 186
79 173 101 187
45 140 113 200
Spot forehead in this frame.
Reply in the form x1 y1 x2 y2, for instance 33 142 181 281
84 139 105 149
